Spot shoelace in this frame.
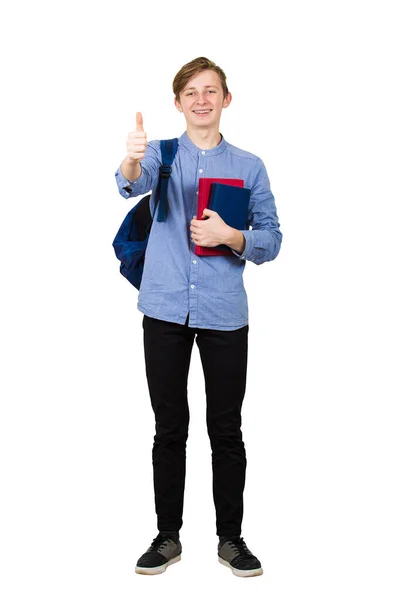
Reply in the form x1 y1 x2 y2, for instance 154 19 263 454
149 533 174 553
226 536 253 558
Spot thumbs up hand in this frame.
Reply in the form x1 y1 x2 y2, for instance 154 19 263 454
126 112 147 164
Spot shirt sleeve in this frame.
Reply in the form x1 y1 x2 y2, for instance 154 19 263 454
231 158 282 265
114 140 161 199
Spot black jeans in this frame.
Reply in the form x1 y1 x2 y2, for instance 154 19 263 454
142 312 249 537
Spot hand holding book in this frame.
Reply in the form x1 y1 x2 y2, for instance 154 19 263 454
193 178 251 256
190 207 233 250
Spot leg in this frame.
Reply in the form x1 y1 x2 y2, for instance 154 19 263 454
195 324 249 537
142 314 195 532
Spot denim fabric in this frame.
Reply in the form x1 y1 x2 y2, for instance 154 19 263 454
142 313 249 536
115 130 282 330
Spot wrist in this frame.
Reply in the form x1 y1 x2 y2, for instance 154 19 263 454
223 227 246 254
121 157 142 181
222 225 234 245
124 156 140 166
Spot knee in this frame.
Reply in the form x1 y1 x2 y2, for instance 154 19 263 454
207 429 244 453
154 423 189 446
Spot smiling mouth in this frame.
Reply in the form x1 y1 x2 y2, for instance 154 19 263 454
193 109 212 115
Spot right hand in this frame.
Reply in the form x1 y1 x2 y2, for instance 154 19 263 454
126 112 147 164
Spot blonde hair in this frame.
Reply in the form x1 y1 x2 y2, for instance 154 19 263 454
172 57 229 102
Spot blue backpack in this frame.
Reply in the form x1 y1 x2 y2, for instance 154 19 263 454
112 138 179 290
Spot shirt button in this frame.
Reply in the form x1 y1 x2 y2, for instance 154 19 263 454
190 284 195 289
193 260 197 264
201 151 206 155
193 214 197 219
196 191 199 195
199 169 203 173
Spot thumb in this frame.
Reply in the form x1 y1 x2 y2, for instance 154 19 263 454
202 208 213 218
135 111 144 132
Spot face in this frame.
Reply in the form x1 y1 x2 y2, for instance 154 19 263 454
174 69 231 128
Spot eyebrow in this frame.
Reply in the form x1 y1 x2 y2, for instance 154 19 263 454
184 85 218 91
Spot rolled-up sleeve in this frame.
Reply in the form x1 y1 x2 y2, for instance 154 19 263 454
114 140 161 199
231 158 282 265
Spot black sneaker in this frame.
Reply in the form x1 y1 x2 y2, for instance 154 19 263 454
218 535 263 577
135 531 182 575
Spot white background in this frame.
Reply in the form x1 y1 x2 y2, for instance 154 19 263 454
1 0 399 598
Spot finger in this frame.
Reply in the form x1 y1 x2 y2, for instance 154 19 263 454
135 111 144 132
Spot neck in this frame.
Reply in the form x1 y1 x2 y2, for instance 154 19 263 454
185 125 222 150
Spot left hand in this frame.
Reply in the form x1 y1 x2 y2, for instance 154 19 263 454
190 208 231 247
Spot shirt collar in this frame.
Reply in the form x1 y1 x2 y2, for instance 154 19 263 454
178 130 228 157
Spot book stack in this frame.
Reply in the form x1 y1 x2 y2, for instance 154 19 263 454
195 178 251 256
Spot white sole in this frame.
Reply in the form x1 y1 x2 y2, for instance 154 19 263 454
135 553 181 575
218 556 263 577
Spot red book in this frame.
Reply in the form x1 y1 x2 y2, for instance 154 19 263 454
195 177 244 256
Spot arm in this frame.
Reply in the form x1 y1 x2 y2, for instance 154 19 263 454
225 158 282 265
114 140 161 200
225 229 246 254
120 157 142 181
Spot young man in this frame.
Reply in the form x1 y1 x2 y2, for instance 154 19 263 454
114 57 282 577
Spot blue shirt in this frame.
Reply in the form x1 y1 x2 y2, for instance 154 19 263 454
114 130 282 330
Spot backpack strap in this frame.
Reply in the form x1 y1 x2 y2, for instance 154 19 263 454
155 138 179 222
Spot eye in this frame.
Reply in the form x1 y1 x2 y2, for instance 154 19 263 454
186 90 216 96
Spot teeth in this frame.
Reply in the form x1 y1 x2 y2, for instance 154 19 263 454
194 110 211 113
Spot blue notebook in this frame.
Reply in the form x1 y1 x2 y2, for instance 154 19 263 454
208 183 251 251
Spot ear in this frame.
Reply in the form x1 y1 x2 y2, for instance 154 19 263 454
223 91 232 109
174 97 183 113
